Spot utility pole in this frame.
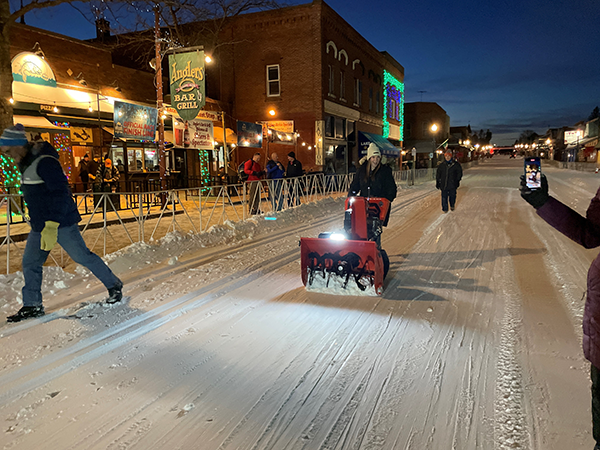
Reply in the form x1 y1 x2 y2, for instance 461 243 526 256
154 6 166 192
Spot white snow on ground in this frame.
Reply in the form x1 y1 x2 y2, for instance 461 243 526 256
0 196 347 313
0 156 598 449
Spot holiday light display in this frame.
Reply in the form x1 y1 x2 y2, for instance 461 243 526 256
199 150 210 193
383 70 404 140
53 133 73 181
0 154 21 194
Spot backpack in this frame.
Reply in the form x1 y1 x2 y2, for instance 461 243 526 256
237 159 251 182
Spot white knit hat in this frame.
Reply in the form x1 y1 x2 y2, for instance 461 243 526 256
367 143 381 159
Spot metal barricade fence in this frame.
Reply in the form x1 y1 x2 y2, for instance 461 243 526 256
0 170 435 274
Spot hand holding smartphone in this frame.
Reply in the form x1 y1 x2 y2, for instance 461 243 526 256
524 157 541 189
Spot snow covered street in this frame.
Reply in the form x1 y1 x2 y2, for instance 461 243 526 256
0 155 597 449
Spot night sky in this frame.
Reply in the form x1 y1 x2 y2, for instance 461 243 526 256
17 0 600 145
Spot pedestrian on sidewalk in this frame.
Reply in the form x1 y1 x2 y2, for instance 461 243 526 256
436 150 462 213
266 152 285 212
77 154 90 192
286 151 303 206
244 152 265 215
520 174 600 450
0 125 123 322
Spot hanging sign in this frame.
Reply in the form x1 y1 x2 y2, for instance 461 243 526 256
113 101 158 140
265 120 294 133
70 127 94 144
237 121 263 148
168 50 206 121
174 119 213 149
11 52 57 87
166 107 218 122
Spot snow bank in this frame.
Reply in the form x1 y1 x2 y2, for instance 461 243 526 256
0 196 347 314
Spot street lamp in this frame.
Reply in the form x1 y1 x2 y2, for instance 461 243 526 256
430 123 438 168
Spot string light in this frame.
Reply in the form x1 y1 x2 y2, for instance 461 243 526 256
53 102 58 113
53 133 73 180
383 70 404 140
88 103 93 112
9 98 14 104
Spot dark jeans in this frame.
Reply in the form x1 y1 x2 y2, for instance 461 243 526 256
592 364 600 446
22 224 121 307
248 181 261 215
269 179 283 212
441 189 457 212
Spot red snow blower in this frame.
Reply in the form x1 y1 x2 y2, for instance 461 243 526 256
300 197 391 296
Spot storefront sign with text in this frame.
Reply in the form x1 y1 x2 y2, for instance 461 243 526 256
168 50 206 121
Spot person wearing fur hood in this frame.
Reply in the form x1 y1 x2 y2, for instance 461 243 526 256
348 143 397 225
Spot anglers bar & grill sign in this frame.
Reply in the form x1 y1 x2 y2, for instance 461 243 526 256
169 50 206 121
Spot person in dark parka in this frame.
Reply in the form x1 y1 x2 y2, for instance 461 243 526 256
349 143 397 225
521 174 600 450
436 150 463 213
0 125 123 322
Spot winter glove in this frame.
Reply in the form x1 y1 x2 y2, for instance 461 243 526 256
252 171 260 177
520 174 549 209
40 220 59 251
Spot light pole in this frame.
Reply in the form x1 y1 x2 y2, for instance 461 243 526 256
430 123 438 168
154 6 166 192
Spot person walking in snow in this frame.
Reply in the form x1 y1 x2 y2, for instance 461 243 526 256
0 125 123 322
244 152 265 215
436 150 462 213
348 143 397 226
521 174 600 450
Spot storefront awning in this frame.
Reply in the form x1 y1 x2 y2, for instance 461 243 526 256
213 127 237 145
13 114 64 131
358 131 400 157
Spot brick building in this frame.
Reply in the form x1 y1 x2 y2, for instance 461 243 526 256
403 102 450 167
6 0 406 190
207 0 405 174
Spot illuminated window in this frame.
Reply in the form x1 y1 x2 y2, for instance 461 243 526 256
266 65 280 97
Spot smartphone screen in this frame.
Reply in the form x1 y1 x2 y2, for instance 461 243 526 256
525 157 542 189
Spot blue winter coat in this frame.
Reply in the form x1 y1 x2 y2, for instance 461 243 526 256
18 142 81 232
266 159 285 179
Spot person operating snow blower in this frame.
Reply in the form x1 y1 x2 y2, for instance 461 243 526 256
299 144 397 296
349 143 397 229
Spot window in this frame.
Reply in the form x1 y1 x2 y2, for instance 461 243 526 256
369 88 373 111
376 91 380 113
266 65 280 97
340 71 346 100
354 79 362 106
389 99 399 120
328 65 335 95
335 117 346 139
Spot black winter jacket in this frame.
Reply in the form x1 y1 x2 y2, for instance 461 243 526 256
349 162 397 203
19 142 81 232
286 159 303 178
436 159 462 190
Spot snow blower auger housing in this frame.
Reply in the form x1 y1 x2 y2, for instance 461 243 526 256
300 196 391 296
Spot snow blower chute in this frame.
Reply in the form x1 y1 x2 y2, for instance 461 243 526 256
300 197 391 296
